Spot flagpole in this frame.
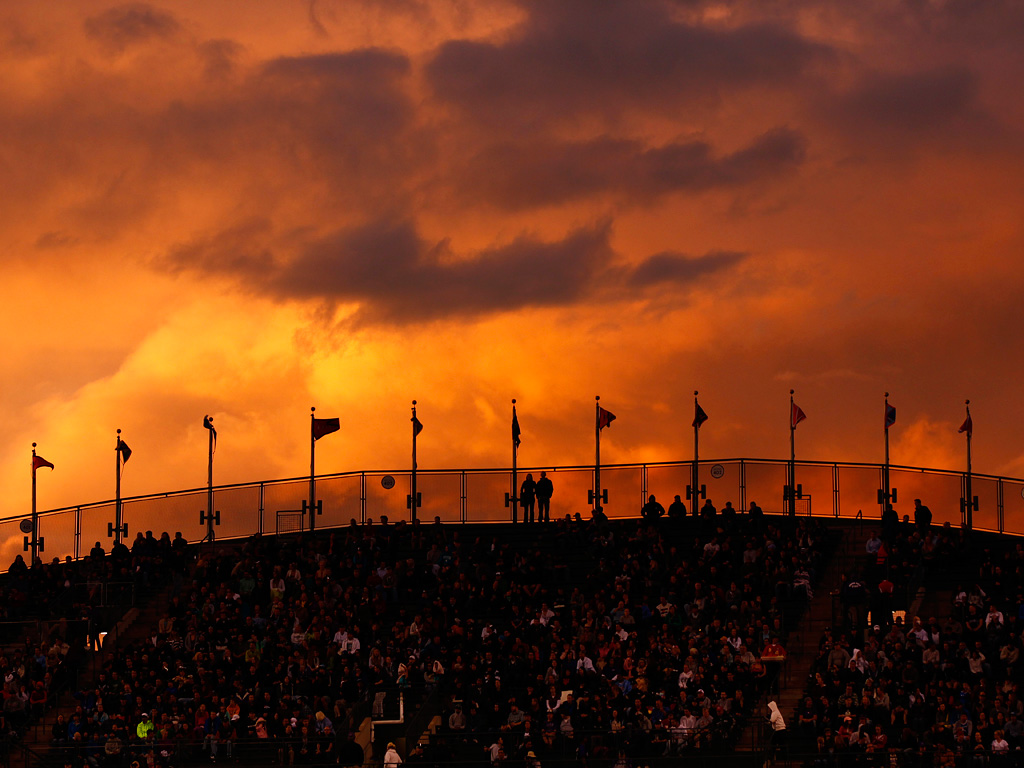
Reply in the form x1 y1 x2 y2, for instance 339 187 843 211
595 396 602 512
411 400 418 524
31 443 39 564
965 399 973 532
883 393 891 513
207 419 215 544
693 391 700 518
789 390 796 516
115 429 123 545
511 399 519 525
309 407 318 533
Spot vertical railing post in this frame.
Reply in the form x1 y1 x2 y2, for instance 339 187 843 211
360 472 367 524
997 478 1005 533
833 464 840 517
739 460 746 512
258 482 265 536
461 470 468 523
640 464 648 511
75 506 82 560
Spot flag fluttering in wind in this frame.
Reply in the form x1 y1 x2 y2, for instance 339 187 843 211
598 407 616 430
117 439 132 464
412 415 423 436
791 402 807 429
312 417 340 441
693 403 709 429
885 403 896 430
203 415 217 449
512 405 521 449
32 455 54 472
959 414 973 437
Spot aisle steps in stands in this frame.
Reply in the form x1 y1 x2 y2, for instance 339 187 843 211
13 577 181 768
735 524 862 764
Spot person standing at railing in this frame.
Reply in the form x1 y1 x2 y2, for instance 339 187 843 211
914 499 932 535
535 472 553 523
520 474 537 524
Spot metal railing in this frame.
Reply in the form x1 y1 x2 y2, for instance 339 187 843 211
3 456 1021 570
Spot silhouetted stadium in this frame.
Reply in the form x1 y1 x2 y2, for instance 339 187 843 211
2 455 1022 768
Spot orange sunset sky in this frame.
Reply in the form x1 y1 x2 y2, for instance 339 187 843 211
2 0 1023 522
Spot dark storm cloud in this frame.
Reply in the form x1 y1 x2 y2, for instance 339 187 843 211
629 250 748 287
459 128 807 209
274 219 616 322
837 67 980 134
164 218 277 277
84 3 181 53
166 215 749 324
426 0 831 127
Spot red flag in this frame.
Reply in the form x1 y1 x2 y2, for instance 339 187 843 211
693 403 708 429
32 455 54 472
959 415 972 437
598 407 616 430
791 402 807 429
312 417 340 441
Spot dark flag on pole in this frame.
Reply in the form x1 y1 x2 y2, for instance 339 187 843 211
203 414 217 449
117 439 132 464
885 403 896 430
959 413 973 437
312 417 340 441
598 407 616 431
413 414 423 436
32 455 54 472
791 402 807 429
693 403 709 429
512 405 521 448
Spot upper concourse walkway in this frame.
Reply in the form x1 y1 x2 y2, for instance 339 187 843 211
2 456 1021 570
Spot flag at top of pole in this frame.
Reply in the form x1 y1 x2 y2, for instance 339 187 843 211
512 403 521 448
693 402 709 429
885 402 896 430
312 416 340 441
203 414 217 449
959 403 973 437
117 438 132 464
598 406 616 430
791 401 807 429
32 454 54 472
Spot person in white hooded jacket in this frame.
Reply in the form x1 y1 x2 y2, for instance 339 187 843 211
767 701 787 758
384 741 402 767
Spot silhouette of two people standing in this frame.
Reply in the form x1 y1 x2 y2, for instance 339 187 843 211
520 471 553 523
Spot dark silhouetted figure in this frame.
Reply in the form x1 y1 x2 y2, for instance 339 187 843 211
640 495 665 521
536 472 554 522
667 495 687 520
520 474 537 524
700 499 717 523
914 499 932 534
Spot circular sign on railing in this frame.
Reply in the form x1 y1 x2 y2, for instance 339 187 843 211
19 519 33 533
711 464 725 479
381 475 396 490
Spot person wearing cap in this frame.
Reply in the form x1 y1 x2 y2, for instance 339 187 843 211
384 741 402 767
525 750 541 768
136 712 154 740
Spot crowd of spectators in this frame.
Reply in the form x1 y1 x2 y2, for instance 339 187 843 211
797 516 1024 767
0 531 186 752
35 503 829 768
